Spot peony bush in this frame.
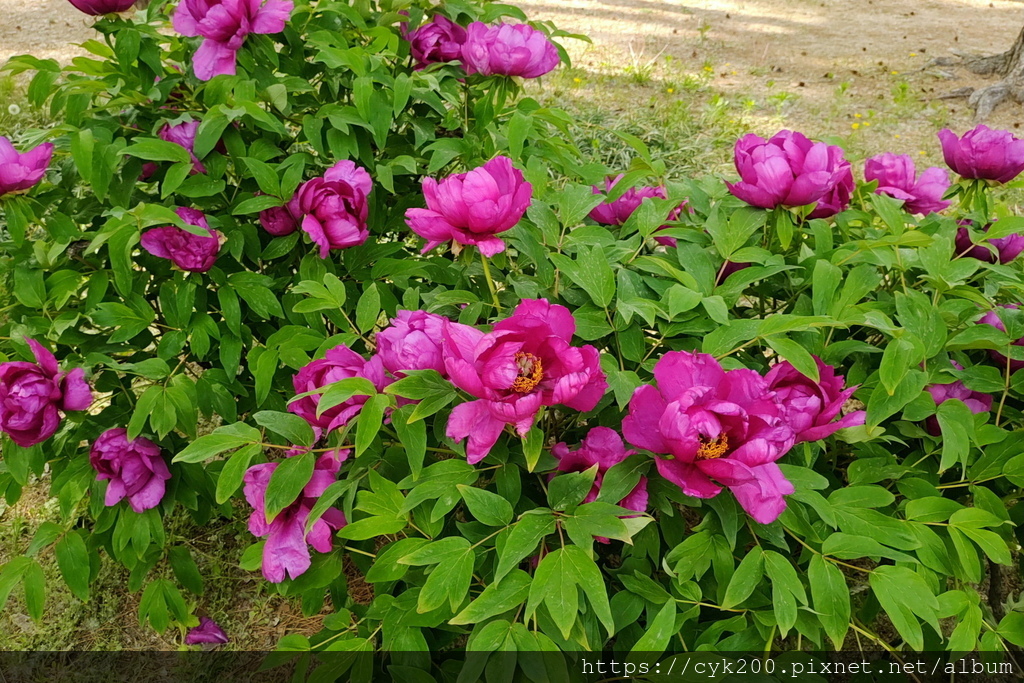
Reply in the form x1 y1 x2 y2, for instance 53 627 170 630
2 0 1024 673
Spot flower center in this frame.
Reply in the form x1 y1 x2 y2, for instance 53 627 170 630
509 352 543 393
696 434 729 460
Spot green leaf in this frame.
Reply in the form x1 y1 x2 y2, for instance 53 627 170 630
721 549 764 609
869 565 939 651
337 516 408 541
356 394 389 457
355 284 381 333
22 560 45 622
765 335 820 382
458 485 514 527
242 157 280 196
522 426 544 472
174 423 262 463
562 545 615 637
392 405 426 479
547 466 597 511
264 451 315 521
215 443 262 504
937 399 975 472
55 533 91 602
629 600 676 655
494 511 556 581
764 550 807 635
809 555 850 649
253 411 315 448
418 542 475 613
450 570 532 625
525 549 578 639
123 138 191 163
168 546 205 596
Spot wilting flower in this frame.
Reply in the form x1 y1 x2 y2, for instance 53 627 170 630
173 0 294 81
622 351 795 524
404 14 466 69
89 428 170 513
259 198 301 236
159 120 206 174
864 153 951 215
293 160 371 258
444 299 606 464
0 339 92 447
140 208 222 273
288 344 387 434
67 0 135 15
955 220 1024 265
376 310 449 378
924 361 993 436
589 175 687 246
243 452 348 583
461 22 560 78
938 125 1024 184
764 357 865 443
405 156 532 257
977 305 1024 371
185 617 229 645
0 136 53 197
726 130 852 215
552 426 648 513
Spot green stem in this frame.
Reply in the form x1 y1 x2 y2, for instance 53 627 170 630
479 249 502 314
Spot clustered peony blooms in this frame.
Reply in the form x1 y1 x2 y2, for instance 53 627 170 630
405 156 532 257
293 160 372 258
978 305 1024 371
89 428 171 513
589 175 687 247
924 361 993 436
185 617 229 645
159 120 206 174
0 339 92 447
552 426 648 514
173 0 294 81
938 125 1024 184
864 152 951 215
376 310 449 378
764 357 865 444
288 344 388 435
444 299 606 464
461 22 560 78
955 220 1024 265
66 0 136 13
243 451 348 583
140 207 222 273
404 14 467 69
0 136 53 197
726 130 852 218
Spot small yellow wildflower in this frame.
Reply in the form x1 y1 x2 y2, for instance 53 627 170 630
894 134 901 139
573 77 582 83
891 71 899 75
909 52 917 57
919 151 926 155
667 88 675 94
851 123 860 130
854 113 862 118
863 121 871 127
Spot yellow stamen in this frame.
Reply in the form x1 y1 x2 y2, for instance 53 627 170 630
696 434 729 460
509 352 543 393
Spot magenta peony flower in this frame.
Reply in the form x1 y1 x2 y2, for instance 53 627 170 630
924 361 993 436
588 174 687 247
376 310 449 378
173 0 294 81
443 299 607 464
67 0 135 15
552 427 648 512
89 428 170 513
243 452 347 583
977 305 1024 371
955 220 1024 265
405 156 532 257
288 344 388 434
717 261 751 284
259 196 301 236
938 125 1024 184
0 136 53 196
726 131 851 215
0 339 92 447
140 208 222 273
293 160 371 258
404 14 467 69
807 155 853 219
764 357 865 444
864 153 951 215
185 617 229 645
622 351 796 524
461 22 560 78
159 120 206 174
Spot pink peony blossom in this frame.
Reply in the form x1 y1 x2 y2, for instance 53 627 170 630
90 428 170 513
460 22 560 78
376 310 449 378
140 208 222 273
864 152 951 215
0 136 53 196
938 125 1024 184
764 356 865 444
292 160 372 258
288 344 388 434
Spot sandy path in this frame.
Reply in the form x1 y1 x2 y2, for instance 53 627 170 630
0 0 99 65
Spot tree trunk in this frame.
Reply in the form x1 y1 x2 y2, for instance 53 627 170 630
963 24 1024 120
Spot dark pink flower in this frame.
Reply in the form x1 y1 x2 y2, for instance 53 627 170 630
924 361 993 436
622 351 795 524
938 125 1024 184
259 197 301 236
977 305 1024 371
185 617 229 645
293 160 371 258
90 428 170 513
864 153 951 215
955 220 1024 265
807 156 854 219
173 0 294 81
404 14 466 69
140 208 222 273
288 344 388 434
405 156 532 257
717 261 751 285
726 131 851 214
588 174 687 247
159 120 206 174
461 22 560 78
443 299 606 464
243 451 347 583
376 310 449 378
67 0 135 13
552 426 648 515
0 136 53 196
764 356 865 444
0 339 92 447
